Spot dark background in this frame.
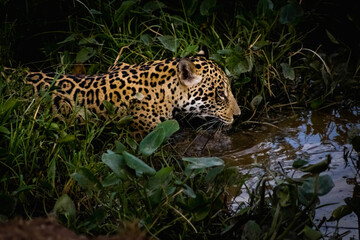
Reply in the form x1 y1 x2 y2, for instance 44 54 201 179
1 0 360 70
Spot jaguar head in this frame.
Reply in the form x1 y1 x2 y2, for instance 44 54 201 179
177 57 241 124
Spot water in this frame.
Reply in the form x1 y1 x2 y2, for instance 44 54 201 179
174 107 360 239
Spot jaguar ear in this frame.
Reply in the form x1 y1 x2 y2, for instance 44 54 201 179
178 59 202 87
196 48 209 58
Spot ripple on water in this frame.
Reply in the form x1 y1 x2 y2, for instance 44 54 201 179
174 107 360 239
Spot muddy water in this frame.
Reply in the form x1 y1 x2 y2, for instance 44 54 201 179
175 107 360 239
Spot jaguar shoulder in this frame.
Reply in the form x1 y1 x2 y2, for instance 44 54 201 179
26 56 240 139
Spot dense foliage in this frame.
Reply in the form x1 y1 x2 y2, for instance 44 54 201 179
0 74 340 238
1 0 359 114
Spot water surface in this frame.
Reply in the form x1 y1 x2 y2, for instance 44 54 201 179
175 107 360 239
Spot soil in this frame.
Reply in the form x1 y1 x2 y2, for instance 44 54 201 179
0 217 148 240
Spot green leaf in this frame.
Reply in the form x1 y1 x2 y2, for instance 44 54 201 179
226 55 253 76
101 150 127 179
149 185 175 206
89 9 102 15
193 205 210 221
330 205 353 221
114 140 127 154
122 151 156 176
200 0 217 16
154 120 180 139
250 95 263 109
310 98 324 109
47 159 56 188
205 166 224 182
345 195 360 216
182 184 196 198
71 167 102 192
241 220 262 240
165 186 176 196
147 168 175 206
274 184 295 207
103 100 114 114
12 185 34 196
183 157 224 169
54 194 76 223
57 134 76 143
217 49 233 56
49 122 60 131
279 1 304 25
148 188 162 206
0 126 10 135
325 30 340 44
292 159 308 168
126 137 138 151
139 127 165 157
140 34 152 46
0 98 18 116
138 119 179 157
117 115 132 126
57 34 76 45
75 47 96 63
187 192 211 221
85 208 107 230
158 35 179 52
257 0 274 17
79 37 100 45
252 39 270 50
317 175 335 196
184 167 203 178
303 225 322 240
300 156 331 174
188 192 207 210
101 173 121 187
280 63 295 80
143 0 165 12
147 167 173 190
181 45 199 57
210 53 222 62
234 77 251 87
115 0 138 23
300 175 334 199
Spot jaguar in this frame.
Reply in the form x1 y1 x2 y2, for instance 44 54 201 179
26 56 241 139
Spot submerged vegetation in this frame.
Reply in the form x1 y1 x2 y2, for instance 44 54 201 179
1 0 360 239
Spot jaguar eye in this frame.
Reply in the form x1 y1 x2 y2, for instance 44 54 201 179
217 89 226 100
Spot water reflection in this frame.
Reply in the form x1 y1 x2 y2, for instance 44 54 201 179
221 108 359 167
174 107 360 239
229 108 360 239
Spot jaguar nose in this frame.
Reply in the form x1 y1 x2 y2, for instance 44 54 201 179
233 103 241 116
229 93 241 116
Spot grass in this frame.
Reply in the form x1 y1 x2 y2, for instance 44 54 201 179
0 68 340 238
0 75 341 238
1 0 360 239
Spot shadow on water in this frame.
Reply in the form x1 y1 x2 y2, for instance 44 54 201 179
173 107 360 239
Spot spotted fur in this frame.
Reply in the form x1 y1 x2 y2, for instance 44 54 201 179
26 56 241 138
